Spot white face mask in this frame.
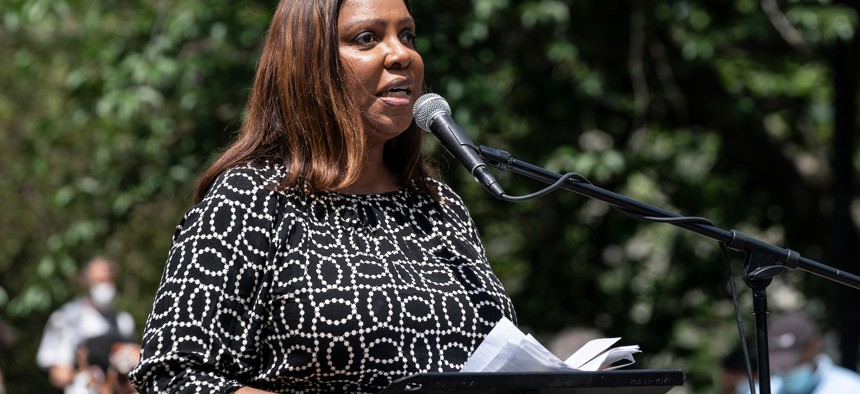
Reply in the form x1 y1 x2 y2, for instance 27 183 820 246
89 283 116 310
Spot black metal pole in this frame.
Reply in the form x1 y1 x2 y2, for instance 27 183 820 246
752 287 771 394
477 145 860 394
743 249 776 394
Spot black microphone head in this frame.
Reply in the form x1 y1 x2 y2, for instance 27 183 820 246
413 93 451 132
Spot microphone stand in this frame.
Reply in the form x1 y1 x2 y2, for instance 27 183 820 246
477 145 860 394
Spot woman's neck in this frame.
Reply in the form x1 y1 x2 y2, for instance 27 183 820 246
336 150 400 195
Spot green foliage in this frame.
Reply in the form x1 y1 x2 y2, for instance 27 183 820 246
1 0 273 387
2 0 859 392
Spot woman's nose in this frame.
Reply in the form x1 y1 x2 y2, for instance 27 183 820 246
383 37 412 69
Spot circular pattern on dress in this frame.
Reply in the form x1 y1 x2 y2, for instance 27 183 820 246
131 163 517 393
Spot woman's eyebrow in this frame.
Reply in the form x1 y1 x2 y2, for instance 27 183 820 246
340 16 415 32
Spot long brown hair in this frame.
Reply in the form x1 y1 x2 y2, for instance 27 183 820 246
194 0 431 203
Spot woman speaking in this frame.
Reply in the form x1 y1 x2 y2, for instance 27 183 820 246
130 0 516 392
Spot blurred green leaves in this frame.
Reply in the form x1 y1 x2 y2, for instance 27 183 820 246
2 0 859 392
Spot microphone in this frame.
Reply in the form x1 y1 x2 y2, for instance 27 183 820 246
413 93 504 199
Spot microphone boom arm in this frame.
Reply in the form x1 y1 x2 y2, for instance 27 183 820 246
478 145 860 288
478 144 860 394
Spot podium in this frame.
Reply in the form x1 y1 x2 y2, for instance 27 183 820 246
381 369 685 393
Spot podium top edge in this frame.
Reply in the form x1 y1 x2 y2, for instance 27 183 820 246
381 369 685 393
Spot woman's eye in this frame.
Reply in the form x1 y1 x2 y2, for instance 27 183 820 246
401 30 417 46
354 32 377 45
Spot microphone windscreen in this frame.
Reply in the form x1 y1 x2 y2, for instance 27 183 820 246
413 93 451 131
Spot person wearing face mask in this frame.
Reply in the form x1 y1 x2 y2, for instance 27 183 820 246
719 344 759 394
767 312 860 394
36 257 136 392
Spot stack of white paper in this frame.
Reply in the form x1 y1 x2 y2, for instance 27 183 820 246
461 317 641 373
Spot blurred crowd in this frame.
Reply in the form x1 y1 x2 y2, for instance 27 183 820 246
35 257 139 394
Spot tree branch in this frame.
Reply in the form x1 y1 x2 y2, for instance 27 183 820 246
760 0 810 52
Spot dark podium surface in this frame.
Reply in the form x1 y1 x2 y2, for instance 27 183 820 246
381 369 685 394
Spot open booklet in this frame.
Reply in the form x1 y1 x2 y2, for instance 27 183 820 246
461 317 641 373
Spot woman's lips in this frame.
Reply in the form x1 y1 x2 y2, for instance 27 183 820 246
377 89 412 106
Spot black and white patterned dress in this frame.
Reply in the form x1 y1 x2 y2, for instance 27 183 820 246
130 163 517 393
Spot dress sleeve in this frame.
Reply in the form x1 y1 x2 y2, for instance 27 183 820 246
436 182 488 255
130 166 284 393
435 180 518 326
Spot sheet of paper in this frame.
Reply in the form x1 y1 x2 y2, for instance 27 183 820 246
460 317 524 372
461 317 641 373
482 341 565 372
563 337 621 369
520 334 566 368
580 345 641 371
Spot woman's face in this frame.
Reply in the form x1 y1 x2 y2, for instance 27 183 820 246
338 0 424 141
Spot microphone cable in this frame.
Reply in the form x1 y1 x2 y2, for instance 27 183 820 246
500 169 756 393
415 91 755 386
497 172 591 202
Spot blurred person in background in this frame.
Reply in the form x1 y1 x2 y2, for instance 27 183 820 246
719 343 758 394
768 311 860 394
36 257 136 392
100 340 140 394
74 334 140 394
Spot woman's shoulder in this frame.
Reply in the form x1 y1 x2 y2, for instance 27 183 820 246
204 161 288 201
422 177 470 211
171 162 292 243
423 177 457 199
216 161 287 188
